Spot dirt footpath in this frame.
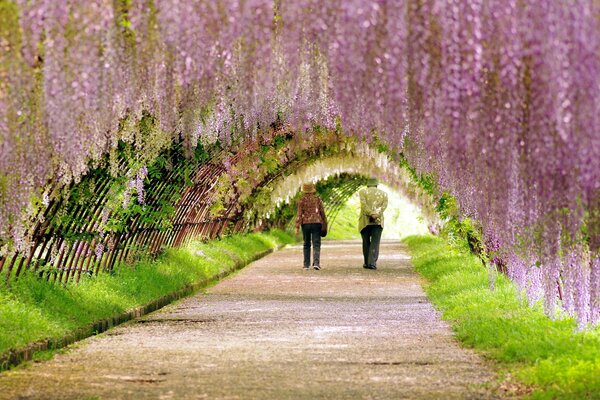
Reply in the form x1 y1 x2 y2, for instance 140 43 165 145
0 240 501 399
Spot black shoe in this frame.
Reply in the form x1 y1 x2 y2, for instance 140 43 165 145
313 265 321 270
303 266 310 270
363 264 368 269
365 264 377 270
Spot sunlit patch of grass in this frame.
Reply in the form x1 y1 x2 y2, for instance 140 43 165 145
0 292 64 352
0 230 294 358
326 195 361 240
403 235 600 399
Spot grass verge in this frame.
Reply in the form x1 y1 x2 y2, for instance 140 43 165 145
0 230 295 365
403 234 600 400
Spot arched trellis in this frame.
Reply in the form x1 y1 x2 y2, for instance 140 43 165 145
1 129 416 285
265 147 438 233
0 147 206 285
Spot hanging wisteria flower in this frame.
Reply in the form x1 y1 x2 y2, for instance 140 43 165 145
0 0 598 326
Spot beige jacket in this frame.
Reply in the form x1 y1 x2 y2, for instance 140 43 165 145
358 187 388 232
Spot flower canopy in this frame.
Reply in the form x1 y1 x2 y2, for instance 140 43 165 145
1 1 599 325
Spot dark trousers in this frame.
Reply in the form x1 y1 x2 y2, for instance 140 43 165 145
361 225 383 267
302 223 322 267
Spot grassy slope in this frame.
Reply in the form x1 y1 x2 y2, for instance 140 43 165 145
403 235 600 400
326 195 361 240
0 230 295 356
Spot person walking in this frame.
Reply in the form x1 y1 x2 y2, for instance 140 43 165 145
359 178 388 270
296 182 327 270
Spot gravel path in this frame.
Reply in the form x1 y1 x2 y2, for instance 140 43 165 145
0 240 501 399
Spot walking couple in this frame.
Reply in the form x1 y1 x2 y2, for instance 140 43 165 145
296 178 388 270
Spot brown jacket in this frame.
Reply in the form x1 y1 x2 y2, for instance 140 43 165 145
296 193 326 228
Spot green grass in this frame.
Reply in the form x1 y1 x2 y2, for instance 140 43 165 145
403 234 600 400
327 196 361 240
0 230 294 357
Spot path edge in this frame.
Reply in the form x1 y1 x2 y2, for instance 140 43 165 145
0 245 285 373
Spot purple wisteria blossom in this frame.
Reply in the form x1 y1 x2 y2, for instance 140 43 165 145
0 0 599 325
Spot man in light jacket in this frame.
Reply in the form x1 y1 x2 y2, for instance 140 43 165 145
358 178 388 270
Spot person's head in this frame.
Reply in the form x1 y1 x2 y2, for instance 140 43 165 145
302 182 316 194
367 178 379 187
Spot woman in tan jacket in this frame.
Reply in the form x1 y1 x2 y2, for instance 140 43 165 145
296 183 327 270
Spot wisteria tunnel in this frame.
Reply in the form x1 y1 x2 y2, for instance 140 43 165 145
2 0 600 327
1 0 600 397
0 130 421 285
